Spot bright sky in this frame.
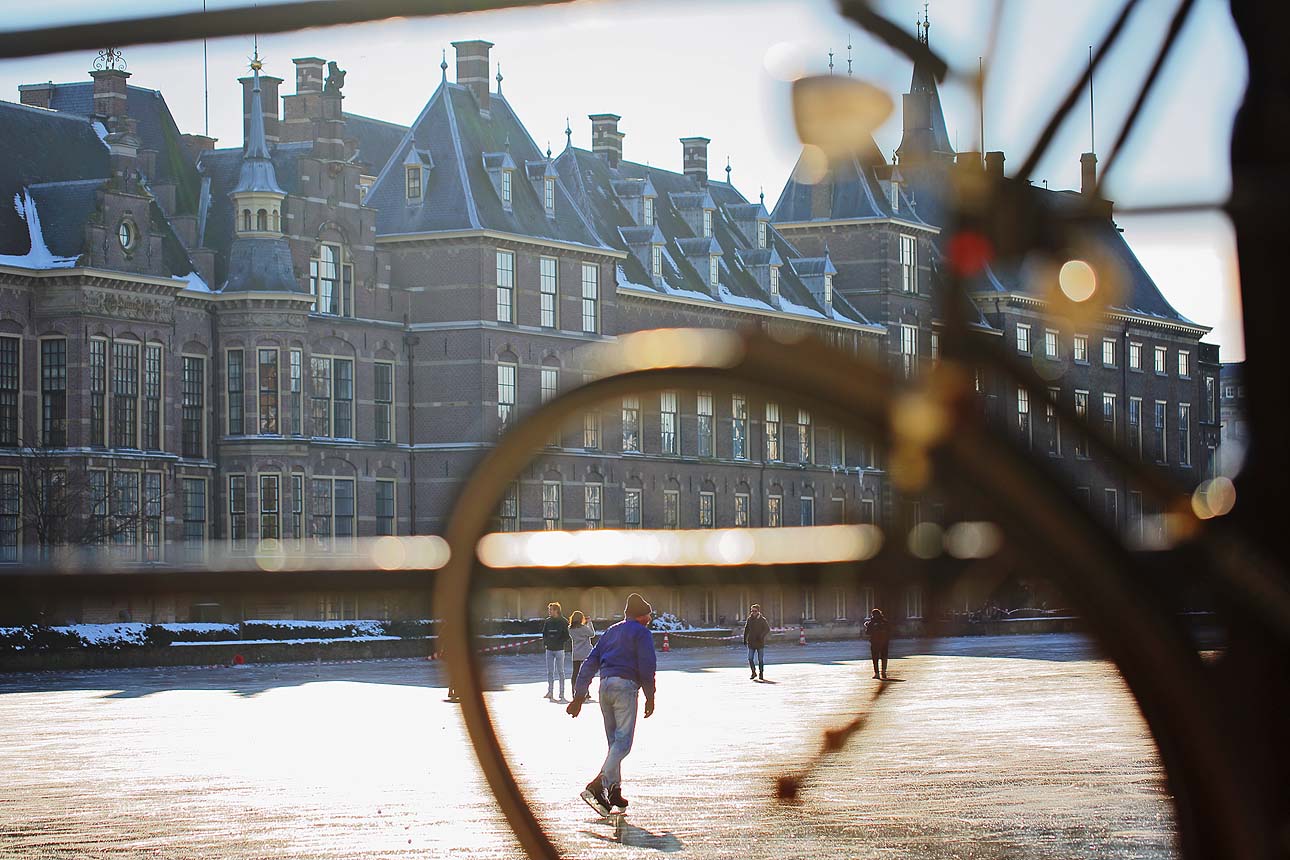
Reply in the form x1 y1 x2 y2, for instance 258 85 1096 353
0 0 1247 358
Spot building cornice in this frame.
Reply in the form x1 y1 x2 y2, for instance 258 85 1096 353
376 229 627 259
773 218 941 235
617 284 887 336
975 291 1212 338
0 265 186 291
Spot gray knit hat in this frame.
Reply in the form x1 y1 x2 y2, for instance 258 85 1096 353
624 592 652 618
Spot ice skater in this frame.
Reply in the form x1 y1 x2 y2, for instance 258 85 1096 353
743 603 771 681
566 592 656 816
864 608 891 679
542 602 571 702
568 610 597 703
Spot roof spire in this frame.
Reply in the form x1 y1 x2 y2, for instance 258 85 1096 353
828 49 834 75
921 3 931 45
725 156 732 184
847 36 853 76
496 64 503 95
233 56 284 192
546 141 552 159
565 117 572 148
759 186 765 205
440 49 448 81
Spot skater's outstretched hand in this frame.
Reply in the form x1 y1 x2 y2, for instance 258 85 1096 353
643 697 655 718
566 694 586 718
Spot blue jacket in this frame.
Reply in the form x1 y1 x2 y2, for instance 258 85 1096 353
573 617 656 700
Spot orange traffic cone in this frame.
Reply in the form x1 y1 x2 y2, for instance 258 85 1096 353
662 632 670 652
798 627 806 646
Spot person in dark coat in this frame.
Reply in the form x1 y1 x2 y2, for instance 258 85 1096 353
542 601 571 702
742 604 771 681
863 608 892 680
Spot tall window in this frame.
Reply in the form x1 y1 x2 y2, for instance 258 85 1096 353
1016 386 1031 448
290 474 304 542
1154 346 1168 375
497 363 516 433
226 349 244 436
376 480 395 535
622 396 640 452
1105 489 1119 527
112 341 140 448
544 177 556 213
0 470 17 561
699 492 715 528
541 481 561 530
697 391 714 457
181 477 206 561
495 250 515 323
1178 403 1191 466
757 220 768 249
584 483 602 529
900 234 917 293
769 265 779 300
1129 341 1142 371
0 338 18 448
1102 338 1117 367
375 362 394 443
405 165 422 200
663 489 680 529
540 257 558 328
765 401 781 460
89 470 107 545
581 264 599 333
709 255 719 288
1016 324 1031 353
624 488 641 529
1073 391 1090 458
258 348 279 434
640 195 656 227
660 391 678 455
801 496 815 527
228 475 247 552
498 482 519 532
501 169 512 205
798 409 812 463
1128 491 1144 543
900 325 918 378
1178 351 1191 378
1103 393 1117 442
310 357 354 438
109 471 141 558
731 393 748 459
1073 334 1088 363
143 344 162 449
259 474 280 540
1153 401 1167 463
930 332 940 363
702 209 713 237
40 339 67 448
1044 329 1059 359
311 243 351 317
767 494 783 527
652 245 662 280
182 356 205 458
541 365 559 446
90 338 107 446
734 493 750 527
286 349 303 435
310 477 355 551
1129 397 1143 459
583 411 600 449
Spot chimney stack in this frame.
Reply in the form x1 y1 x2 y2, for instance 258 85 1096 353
239 74 282 147
452 40 494 114
90 68 131 121
18 82 54 110
1080 152 1098 196
681 136 710 186
956 150 983 172
589 114 624 168
985 151 1005 178
293 57 325 94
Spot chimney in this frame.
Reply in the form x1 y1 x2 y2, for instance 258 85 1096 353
681 136 710 186
90 68 131 121
985 150 1005 178
18 82 54 109
452 40 494 114
589 114 624 168
180 133 217 161
293 57 326 94
1080 152 1098 196
239 74 282 147
956 150 982 172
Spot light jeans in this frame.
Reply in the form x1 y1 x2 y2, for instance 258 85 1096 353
545 648 566 698
598 676 640 791
747 646 765 675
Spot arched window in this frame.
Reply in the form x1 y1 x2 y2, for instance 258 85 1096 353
272 209 280 232
242 210 251 232
256 209 268 231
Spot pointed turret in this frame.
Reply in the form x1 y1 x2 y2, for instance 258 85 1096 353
895 9 954 168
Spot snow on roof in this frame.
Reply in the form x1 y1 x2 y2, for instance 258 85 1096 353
0 189 78 270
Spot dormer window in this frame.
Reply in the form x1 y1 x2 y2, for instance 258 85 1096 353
757 220 768 249
709 255 719 288
702 209 713 238
643 196 655 227
769 265 779 300
824 274 833 307
406 166 422 202
891 182 900 212
544 177 556 214
502 169 512 205
651 244 662 279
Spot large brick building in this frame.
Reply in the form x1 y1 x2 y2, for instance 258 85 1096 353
0 37 1215 626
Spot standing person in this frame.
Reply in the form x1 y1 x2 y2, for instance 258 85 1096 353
568 610 598 703
743 603 771 681
566 592 656 816
864 608 891 680
542 602 571 702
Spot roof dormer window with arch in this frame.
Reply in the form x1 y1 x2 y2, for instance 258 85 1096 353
311 242 353 317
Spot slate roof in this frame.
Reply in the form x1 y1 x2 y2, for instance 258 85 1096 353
896 53 954 163
771 140 923 226
223 235 303 294
343 112 410 175
365 83 610 250
26 179 103 258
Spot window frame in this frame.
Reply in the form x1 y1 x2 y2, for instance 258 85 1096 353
258 473 281 541
496 249 515 324
1102 338 1117 368
1016 323 1031 354
226 347 244 437
257 347 279 435
581 263 599 333
539 256 558 328
376 479 396 536
181 354 206 459
497 362 517 434
900 234 917 293
374 361 395 443
39 337 67 449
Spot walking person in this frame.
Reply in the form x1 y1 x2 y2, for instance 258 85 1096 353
864 608 892 680
743 603 771 681
542 602 571 702
568 610 598 703
566 593 656 816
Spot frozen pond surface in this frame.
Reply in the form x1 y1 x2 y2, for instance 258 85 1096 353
0 633 1176 858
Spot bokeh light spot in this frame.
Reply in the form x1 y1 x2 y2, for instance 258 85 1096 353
1058 259 1097 302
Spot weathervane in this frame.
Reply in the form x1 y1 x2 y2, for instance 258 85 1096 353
94 47 126 71
248 34 262 72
